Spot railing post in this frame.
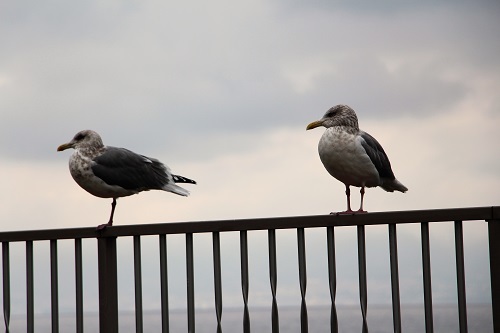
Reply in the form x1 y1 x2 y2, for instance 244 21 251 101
98 236 119 333
26 241 34 333
326 227 338 333
75 239 84 333
186 233 195 333
488 219 500 332
2 242 10 333
297 228 308 333
454 221 468 333
421 222 434 333
213 232 223 333
50 240 59 333
357 225 368 333
388 224 402 333
134 236 143 333
268 229 279 333
240 231 250 333
159 234 170 333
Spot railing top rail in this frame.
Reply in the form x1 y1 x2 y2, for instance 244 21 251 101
1 206 499 242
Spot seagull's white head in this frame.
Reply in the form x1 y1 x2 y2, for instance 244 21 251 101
306 104 359 131
57 130 104 151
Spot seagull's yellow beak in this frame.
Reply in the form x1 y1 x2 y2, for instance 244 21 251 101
306 120 324 130
57 142 73 151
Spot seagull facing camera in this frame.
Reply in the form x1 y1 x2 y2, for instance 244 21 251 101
57 130 196 229
307 105 407 214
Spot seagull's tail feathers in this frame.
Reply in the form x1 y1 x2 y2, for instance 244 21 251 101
380 178 408 193
163 183 191 197
172 174 197 185
162 174 196 196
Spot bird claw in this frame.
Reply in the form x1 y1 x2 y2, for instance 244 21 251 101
329 209 368 215
330 210 355 216
96 222 112 231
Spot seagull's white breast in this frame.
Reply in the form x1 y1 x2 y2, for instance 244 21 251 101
318 128 381 188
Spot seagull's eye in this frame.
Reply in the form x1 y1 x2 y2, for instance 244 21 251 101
326 110 337 118
74 133 86 141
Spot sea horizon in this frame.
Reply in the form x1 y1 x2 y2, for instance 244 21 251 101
7 303 492 332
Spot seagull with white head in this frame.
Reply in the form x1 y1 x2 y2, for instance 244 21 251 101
57 130 196 229
307 105 407 213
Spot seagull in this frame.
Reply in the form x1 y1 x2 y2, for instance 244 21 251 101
57 130 196 229
306 105 407 214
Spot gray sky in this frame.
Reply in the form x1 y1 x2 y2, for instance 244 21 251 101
1 0 499 318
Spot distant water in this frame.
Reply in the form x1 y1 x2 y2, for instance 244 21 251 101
8 304 492 332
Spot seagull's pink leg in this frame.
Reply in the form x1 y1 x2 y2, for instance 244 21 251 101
345 185 353 212
357 187 368 213
97 198 117 230
332 184 354 215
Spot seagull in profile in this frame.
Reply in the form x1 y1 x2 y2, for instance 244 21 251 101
57 130 196 229
306 105 407 214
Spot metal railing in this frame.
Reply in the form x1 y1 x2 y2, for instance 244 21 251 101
1 206 499 333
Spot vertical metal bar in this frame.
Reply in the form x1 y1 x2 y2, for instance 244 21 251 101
213 232 222 333
454 221 468 333
186 233 195 333
388 224 402 333
134 235 143 333
75 238 84 333
50 239 59 333
240 231 250 333
357 225 368 333
2 242 10 333
159 234 170 333
98 236 119 333
326 227 338 333
421 222 434 333
488 219 500 333
26 241 34 333
297 228 308 333
268 229 279 333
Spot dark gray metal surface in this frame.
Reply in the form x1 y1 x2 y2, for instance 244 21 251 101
326 227 338 333
1 207 498 242
268 229 279 333
98 237 119 333
388 224 401 333
297 228 308 333
421 222 434 333
50 240 59 333
454 221 468 333
75 238 83 333
159 234 170 333
357 226 368 333
213 232 222 333
488 218 500 333
186 233 195 333
26 241 34 333
0 207 498 333
134 235 143 333
240 231 250 333
2 242 10 333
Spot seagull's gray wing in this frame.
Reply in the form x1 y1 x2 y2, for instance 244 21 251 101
91 146 170 191
359 131 396 180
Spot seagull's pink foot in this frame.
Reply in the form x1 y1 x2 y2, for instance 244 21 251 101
96 222 112 230
330 210 355 215
355 209 368 214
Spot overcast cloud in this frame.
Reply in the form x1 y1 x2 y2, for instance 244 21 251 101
2 0 499 159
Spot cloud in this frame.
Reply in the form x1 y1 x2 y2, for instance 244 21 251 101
2 0 499 163
272 0 499 16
